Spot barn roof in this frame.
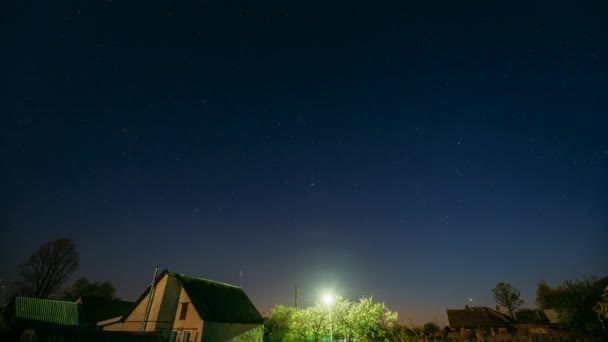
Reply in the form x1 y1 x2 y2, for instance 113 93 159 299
447 306 513 329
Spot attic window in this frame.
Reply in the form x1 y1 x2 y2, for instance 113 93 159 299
180 302 189 320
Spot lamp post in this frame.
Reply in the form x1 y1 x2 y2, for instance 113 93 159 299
323 294 334 342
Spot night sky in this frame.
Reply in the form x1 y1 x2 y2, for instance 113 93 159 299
3 0 608 325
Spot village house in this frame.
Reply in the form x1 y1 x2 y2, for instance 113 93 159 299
102 270 264 342
446 306 512 340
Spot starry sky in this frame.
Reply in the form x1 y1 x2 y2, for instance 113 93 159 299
2 0 608 325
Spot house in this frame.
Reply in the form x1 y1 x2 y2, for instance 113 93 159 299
514 309 549 325
103 270 264 342
14 296 161 341
446 306 513 338
540 308 565 331
513 309 551 335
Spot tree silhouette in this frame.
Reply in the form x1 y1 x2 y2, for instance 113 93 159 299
60 276 118 301
17 238 79 299
492 282 523 320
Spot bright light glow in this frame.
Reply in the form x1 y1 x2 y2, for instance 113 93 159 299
323 294 334 305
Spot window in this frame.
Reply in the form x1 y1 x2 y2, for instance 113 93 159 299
179 302 189 320
182 330 191 342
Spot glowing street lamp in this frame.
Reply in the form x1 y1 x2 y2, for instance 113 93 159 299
323 294 334 342
323 294 334 306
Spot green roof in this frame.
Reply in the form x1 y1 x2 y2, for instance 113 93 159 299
16 297 83 326
169 272 263 324
78 297 135 323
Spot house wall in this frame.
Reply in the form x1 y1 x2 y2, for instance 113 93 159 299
104 274 182 334
155 275 182 332
172 288 204 342
201 323 263 342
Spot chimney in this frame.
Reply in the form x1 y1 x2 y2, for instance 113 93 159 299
495 305 501 313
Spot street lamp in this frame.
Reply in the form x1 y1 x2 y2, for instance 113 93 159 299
323 294 334 342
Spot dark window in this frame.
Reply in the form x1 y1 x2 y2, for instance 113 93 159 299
182 330 191 342
179 302 189 320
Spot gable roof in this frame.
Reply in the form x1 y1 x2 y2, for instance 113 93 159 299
124 270 263 325
16 297 84 326
543 309 560 324
169 272 263 324
447 306 513 328
78 297 135 323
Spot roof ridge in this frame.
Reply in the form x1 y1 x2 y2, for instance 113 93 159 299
167 271 241 289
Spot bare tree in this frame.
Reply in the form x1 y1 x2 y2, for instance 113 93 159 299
17 238 79 299
492 282 524 320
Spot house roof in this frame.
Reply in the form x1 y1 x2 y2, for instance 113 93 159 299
543 309 560 324
125 270 263 324
514 309 549 324
447 306 513 329
16 297 84 326
77 297 135 323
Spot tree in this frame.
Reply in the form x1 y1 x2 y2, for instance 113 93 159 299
594 286 608 332
265 305 297 342
291 305 328 342
492 282 523 319
17 238 79 299
392 323 416 342
331 296 354 341
423 321 440 341
266 296 398 342
60 276 118 301
536 276 608 337
536 280 559 309
349 297 397 342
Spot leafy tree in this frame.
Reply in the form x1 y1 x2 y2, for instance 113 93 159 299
60 276 118 301
423 321 440 340
331 296 354 341
536 276 608 337
392 323 416 342
17 238 79 298
291 305 328 342
594 286 608 332
536 280 559 309
288 307 311 342
266 296 398 342
492 282 524 319
349 297 397 342
265 305 297 341
408 317 424 341
551 276 608 334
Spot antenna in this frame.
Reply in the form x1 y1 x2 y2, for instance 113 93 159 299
140 266 159 332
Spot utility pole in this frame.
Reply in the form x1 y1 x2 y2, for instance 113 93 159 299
294 285 298 309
